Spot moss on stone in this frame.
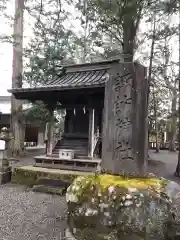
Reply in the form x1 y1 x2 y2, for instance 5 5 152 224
12 167 39 187
93 174 168 190
66 174 169 204
67 174 176 240
12 166 89 188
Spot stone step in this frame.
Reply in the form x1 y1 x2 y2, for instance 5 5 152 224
32 178 70 195
34 163 97 172
12 165 93 187
32 185 66 195
37 178 70 187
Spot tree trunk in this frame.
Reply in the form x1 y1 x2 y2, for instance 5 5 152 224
147 15 156 107
122 3 143 62
175 0 180 177
149 17 159 153
10 0 25 157
122 20 134 62
163 33 177 152
153 87 159 153
169 93 177 151
155 123 159 153
122 5 137 62
148 15 156 153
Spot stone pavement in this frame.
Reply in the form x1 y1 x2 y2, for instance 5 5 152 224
149 150 180 182
11 157 35 171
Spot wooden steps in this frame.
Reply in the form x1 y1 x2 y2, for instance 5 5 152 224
34 135 101 172
53 137 88 158
34 155 101 172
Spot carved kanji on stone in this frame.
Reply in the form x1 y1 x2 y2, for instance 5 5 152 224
102 62 148 174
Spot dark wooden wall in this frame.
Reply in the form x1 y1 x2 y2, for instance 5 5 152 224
64 106 103 138
0 114 10 128
64 109 89 137
25 126 38 143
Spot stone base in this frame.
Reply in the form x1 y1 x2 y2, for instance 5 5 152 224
32 185 66 195
32 178 70 195
12 165 93 187
0 168 12 184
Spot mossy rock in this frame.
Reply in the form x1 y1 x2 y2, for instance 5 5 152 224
66 174 180 240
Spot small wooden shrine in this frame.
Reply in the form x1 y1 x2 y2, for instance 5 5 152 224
9 59 148 173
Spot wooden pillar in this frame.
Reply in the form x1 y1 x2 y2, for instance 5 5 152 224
37 131 44 147
47 105 54 156
102 62 148 175
88 108 95 159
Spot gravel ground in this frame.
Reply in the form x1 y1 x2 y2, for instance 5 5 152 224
0 184 67 240
1 150 179 239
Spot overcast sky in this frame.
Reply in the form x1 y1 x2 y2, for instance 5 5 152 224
0 0 34 96
0 0 81 96
0 0 13 96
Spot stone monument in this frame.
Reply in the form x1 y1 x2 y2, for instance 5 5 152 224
102 62 148 175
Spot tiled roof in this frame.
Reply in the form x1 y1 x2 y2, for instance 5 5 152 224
9 69 108 95
45 69 107 89
9 59 121 95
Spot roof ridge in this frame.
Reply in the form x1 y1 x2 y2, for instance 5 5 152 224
58 58 120 69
